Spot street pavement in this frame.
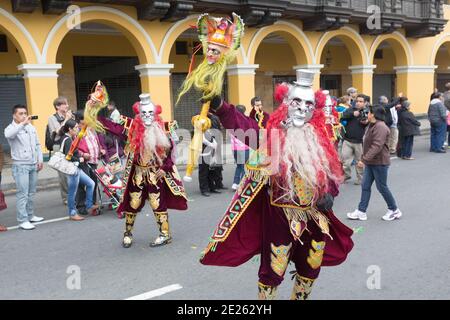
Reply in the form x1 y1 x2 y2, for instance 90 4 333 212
0 134 449 300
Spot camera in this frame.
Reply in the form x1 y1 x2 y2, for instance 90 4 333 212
30 115 38 120
359 107 369 121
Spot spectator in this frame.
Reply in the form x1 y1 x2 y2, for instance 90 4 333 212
428 92 447 153
4 104 44 230
199 114 223 196
48 97 73 205
0 144 6 232
249 96 270 128
444 84 450 148
231 105 250 190
347 87 358 107
398 101 421 160
107 101 121 124
380 95 402 154
347 105 402 222
60 119 98 221
74 112 105 215
340 94 369 185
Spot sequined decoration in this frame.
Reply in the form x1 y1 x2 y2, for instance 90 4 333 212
291 274 315 300
270 243 292 276
149 192 161 210
307 240 325 269
258 282 278 300
154 211 169 236
129 191 142 209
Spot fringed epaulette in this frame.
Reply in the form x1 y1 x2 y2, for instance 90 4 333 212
283 207 333 244
120 115 133 133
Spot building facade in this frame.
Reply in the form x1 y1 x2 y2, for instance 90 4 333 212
1 0 450 151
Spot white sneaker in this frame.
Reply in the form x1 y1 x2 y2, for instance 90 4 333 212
346 209 367 221
30 216 44 223
231 183 239 190
19 221 36 230
382 209 402 221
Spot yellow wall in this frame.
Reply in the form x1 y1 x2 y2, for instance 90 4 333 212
0 37 22 74
3 1 450 150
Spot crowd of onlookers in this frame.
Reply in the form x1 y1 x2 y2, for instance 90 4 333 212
0 97 125 231
1 83 449 231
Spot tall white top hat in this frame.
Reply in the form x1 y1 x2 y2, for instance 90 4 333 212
294 69 315 88
139 93 152 106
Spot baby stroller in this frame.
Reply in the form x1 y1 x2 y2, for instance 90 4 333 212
87 159 125 218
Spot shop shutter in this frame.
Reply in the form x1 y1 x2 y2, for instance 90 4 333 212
0 77 26 152
74 56 141 118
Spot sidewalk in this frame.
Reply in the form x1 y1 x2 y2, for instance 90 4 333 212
1 142 236 195
1 120 432 194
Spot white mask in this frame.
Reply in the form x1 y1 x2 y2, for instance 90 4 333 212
284 85 315 128
139 94 155 127
322 90 333 120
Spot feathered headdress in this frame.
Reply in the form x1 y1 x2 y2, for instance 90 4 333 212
197 12 244 51
84 80 109 132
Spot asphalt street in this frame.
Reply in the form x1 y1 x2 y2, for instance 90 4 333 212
0 134 449 300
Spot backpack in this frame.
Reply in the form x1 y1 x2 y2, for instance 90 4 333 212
45 114 64 151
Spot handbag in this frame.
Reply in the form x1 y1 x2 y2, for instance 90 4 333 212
48 137 78 176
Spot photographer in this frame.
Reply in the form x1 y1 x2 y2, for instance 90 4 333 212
340 94 369 184
4 105 44 230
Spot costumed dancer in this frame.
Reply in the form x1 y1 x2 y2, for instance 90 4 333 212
323 90 343 146
84 88 187 248
176 12 244 182
199 70 354 300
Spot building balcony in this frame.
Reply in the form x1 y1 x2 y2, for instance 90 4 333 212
9 0 447 37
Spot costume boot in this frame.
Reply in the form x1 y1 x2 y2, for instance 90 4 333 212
123 212 137 248
258 282 278 300
150 211 172 247
290 273 315 300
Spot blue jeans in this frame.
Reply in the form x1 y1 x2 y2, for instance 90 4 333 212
358 165 398 213
67 168 95 216
401 135 414 158
430 122 447 151
12 164 38 223
233 150 250 185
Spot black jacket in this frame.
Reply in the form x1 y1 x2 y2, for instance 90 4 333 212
341 107 368 143
62 134 81 163
398 109 421 137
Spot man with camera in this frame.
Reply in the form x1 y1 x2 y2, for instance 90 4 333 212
340 94 370 185
4 105 44 230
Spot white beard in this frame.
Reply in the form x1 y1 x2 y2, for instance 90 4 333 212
279 124 336 200
142 122 171 165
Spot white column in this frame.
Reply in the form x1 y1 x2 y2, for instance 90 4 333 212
393 65 437 74
17 64 62 78
348 64 377 74
226 64 259 75
134 63 174 77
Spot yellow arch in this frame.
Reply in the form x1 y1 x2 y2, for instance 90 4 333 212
369 32 412 66
247 22 313 65
315 27 368 66
0 7 39 63
429 33 450 65
43 6 157 64
159 15 245 64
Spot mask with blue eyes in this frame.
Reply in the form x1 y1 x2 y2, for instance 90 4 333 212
284 84 315 128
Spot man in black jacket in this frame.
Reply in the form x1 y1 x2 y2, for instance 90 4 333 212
340 94 369 184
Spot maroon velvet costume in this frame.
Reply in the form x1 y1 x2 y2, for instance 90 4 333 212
98 117 187 213
200 101 353 295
